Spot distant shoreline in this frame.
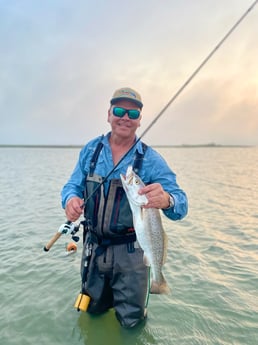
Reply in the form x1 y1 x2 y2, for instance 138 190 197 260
0 144 255 149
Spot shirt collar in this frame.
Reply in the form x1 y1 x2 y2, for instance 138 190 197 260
103 132 143 154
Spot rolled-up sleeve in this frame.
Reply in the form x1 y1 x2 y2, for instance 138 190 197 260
142 147 188 221
61 146 89 208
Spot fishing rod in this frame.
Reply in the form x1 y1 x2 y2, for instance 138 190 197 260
44 0 258 251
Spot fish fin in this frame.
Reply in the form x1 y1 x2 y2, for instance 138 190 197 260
150 274 170 295
140 207 146 220
143 254 150 266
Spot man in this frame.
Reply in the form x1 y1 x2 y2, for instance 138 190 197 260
61 87 188 328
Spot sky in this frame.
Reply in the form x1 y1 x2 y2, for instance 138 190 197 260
1 0 258 146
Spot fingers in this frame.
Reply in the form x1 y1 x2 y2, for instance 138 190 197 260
65 197 84 221
139 184 170 209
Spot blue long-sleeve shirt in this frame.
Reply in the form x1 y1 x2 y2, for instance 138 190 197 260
61 133 188 221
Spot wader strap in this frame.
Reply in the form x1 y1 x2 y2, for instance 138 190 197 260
91 232 137 256
89 135 104 177
133 142 148 174
91 232 136 246
89 139 148 177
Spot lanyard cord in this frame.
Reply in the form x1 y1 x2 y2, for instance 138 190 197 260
82 0 257 208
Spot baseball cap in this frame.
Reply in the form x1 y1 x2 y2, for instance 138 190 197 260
110 87 143 109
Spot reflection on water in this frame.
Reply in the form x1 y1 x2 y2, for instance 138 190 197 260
0 147 257 345
76 311 157 345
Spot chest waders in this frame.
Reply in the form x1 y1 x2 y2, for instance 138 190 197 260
74 139 150 328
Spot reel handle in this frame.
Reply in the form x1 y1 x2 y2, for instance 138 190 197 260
43 221 72 252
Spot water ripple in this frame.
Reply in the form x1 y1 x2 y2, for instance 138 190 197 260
1 147 258 345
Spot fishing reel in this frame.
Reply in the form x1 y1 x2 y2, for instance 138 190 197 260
58 221 82 243
43 220 83 252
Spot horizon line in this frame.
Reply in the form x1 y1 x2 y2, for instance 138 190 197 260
0 143 256 149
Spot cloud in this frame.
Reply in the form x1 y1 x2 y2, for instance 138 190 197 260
0 0 257 145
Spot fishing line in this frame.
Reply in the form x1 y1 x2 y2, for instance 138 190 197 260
82 0 258 208
44 1 257 251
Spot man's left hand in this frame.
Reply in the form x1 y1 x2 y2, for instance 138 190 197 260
138 183 172 209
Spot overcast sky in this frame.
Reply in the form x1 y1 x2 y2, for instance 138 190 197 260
1 0 258 146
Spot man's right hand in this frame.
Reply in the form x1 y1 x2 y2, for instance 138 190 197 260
65 197 84 221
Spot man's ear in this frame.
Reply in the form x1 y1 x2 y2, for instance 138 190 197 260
107 108 111 123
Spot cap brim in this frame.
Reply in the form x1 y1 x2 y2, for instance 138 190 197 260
111 97 143 109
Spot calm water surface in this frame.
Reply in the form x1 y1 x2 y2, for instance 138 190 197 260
0 146 257 345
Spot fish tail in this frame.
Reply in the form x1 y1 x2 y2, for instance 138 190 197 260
150 274 170 294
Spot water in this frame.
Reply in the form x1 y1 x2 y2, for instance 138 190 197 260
0 146 257 345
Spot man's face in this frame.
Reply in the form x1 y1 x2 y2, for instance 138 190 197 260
108 100 142 139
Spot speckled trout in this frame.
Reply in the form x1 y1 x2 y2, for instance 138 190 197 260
121 166 170 294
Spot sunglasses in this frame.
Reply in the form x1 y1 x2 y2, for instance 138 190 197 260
112 107 141 120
